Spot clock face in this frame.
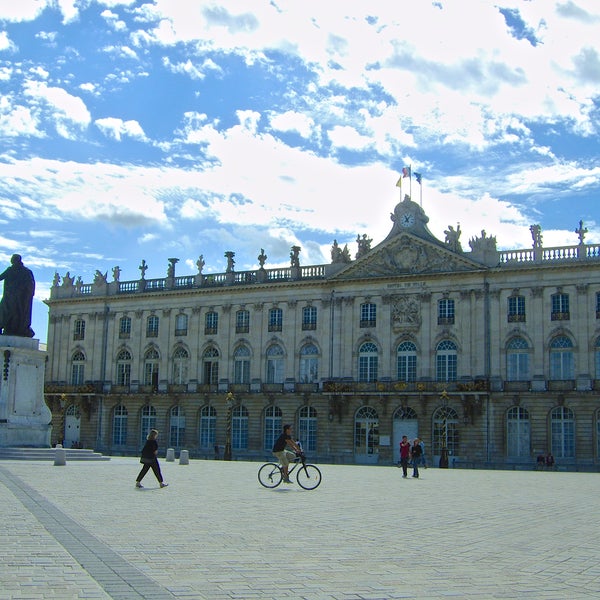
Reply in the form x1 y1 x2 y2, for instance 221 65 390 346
401 212 415 227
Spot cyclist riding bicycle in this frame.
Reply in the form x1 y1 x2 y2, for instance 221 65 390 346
272 424 302 483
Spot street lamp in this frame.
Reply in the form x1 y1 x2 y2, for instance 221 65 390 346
224 392 234 461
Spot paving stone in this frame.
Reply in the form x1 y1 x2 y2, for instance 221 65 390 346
0 459 599 599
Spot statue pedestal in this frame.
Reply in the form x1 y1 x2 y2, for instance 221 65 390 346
0 336 52 447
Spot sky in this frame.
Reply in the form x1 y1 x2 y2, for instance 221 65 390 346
1 0 599 344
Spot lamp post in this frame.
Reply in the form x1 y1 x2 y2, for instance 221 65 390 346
224 392 234 461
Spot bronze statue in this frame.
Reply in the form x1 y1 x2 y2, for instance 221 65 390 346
0 254 35 337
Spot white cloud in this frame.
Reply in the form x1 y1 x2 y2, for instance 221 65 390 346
23 80 91 138
327 125 373 151
0 31 15 51
95 117 147 141
270 111 315 139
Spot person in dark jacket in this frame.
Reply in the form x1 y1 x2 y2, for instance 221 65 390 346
136 429 168 488
411 438 423 478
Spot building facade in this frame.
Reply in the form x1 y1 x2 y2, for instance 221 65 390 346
44 195 600 468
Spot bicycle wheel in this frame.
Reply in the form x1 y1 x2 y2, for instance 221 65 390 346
258 462 283 488
296 464 322 490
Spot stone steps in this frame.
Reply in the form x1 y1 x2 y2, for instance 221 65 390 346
0 447 110 461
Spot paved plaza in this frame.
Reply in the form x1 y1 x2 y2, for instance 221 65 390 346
0 457 599 600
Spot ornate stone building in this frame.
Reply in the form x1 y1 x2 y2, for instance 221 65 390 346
44 194 600 468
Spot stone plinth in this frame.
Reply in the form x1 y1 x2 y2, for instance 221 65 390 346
0 335 52 447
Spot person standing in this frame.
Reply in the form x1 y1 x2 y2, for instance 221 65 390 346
136 429 168 488
399 435 411 478
411 438 423 478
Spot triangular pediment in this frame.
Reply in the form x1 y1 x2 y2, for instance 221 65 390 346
330 233 486 280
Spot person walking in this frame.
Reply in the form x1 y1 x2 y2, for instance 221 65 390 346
399 435 411 478
136 429 168 489
411 438 423 478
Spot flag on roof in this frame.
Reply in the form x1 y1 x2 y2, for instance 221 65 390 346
414 172 422 184
396 176 402 187
402 166 411 178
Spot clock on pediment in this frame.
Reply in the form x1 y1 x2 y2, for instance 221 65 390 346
400 212 415 228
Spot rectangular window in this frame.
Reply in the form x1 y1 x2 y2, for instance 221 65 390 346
175 314 188 336
119 316 131 339
205 311 218 335
71 363 84 386
360 303 376 328
268 308 282 332
146 315 159 337
508 296 526 322
507 353 529 381
596 292 600 319
117 364 131 386
203 360 219 385
397 354 416 382
551 293 570 320
302 306 317 330
234 359 250 384
73 319 85 340
236 310 250 334
438 299 455 325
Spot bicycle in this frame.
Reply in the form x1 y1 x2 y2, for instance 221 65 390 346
258 453 322 490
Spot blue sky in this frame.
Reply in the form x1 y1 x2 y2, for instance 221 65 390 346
1 0 599 343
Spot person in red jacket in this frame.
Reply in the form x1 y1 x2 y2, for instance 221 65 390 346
399 435 411 478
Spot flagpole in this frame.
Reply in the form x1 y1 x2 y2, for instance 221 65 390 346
410 164 412 200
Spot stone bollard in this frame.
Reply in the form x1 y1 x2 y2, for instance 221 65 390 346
179 449 189 465
54 447 67 466
166 448 175 462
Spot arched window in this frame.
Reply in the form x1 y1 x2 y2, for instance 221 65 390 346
432 406 459 456
264 405 282 450
169 405 185 448
299 343 319 383
144 348 160 389
203 347 219 385
549 335 574 380
506 406 530 457
172 346 189 385
550 406 575 458
397 341 417 382
199 405 217 449
71 350 85 386
232 405 249 449
358 342 378 382
436 340 457 382
266 344 284 384
234 345 251 384
112 404 128 446
140 405 157 447
116 349 132 386
506 337 530 381
175 313 188 336
354 406 379 455
298 406 317 452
